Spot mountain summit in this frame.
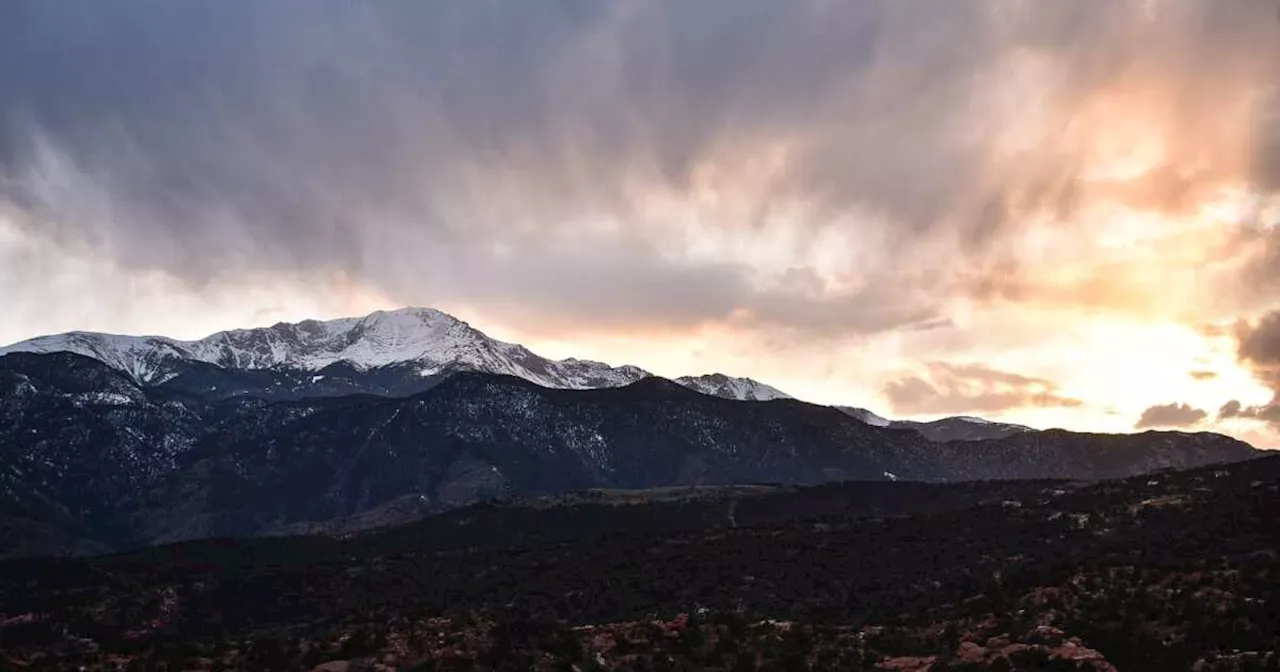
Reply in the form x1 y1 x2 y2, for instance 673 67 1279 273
0 308 651 389
0 308 786 399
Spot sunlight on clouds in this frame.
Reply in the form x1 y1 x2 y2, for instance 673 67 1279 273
1075 100 1171 183
872 305 1272 433
1011 320 1265 432
1 0 1279 444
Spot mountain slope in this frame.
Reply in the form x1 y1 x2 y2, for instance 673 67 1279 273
888 415 1033 442
836 406 1032 441
0 352 1258 555
674 374 791 401
835 405 893 427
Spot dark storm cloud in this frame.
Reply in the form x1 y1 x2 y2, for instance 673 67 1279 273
884 362 1083 416
1135 402 1207 429
2 0 1279 334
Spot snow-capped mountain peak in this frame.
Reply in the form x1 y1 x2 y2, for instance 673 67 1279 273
0 307 652 390
0 307 1032 438
1 308 816 402
190 307 485 372
674 374 793 401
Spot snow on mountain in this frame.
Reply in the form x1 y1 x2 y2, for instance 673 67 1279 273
674 374 793 401
0 308 651 389
833 406 1032 441
951 415 994 425
0 307 1036 439
834 406 893 427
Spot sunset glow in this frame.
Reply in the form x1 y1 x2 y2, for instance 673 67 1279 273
2 0 1280 444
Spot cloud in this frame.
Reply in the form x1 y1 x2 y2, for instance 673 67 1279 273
884 362 1083 417
1135 402 1207 429
1220 399 1244 419
1237 310 1280 372
1 0 1278 339
1217 311 1280 428
1218 398 1280 423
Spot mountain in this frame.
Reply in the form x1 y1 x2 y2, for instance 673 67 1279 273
0 307 650 392
885 415 1033 442
677 382 1029 439
674 373 791 401
0 309 1263 558
0 308 1027 435
668 380 1032 440
0 351 1258 556
0 308 797 405
837 406 1032 441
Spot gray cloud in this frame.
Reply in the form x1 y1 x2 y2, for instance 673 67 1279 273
884 362 1083 417
1218 399 1280 424
2 0 1278 335
1237 310 1280 371
1222 311 1280 427
1135 402 1207 429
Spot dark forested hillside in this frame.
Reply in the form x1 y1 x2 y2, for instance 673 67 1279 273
0 352 1257 557
2 455 1278 670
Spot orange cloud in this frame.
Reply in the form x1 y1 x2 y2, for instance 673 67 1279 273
1135 402 1207 429
884 362 1083 417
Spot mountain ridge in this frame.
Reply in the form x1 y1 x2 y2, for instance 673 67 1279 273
0 308 652 391
836 405 1033 441
673 373 792 401
0 308 860 418
0 307 1189 442
0 351 1258 557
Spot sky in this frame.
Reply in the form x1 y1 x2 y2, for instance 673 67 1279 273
3 0 1280 444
